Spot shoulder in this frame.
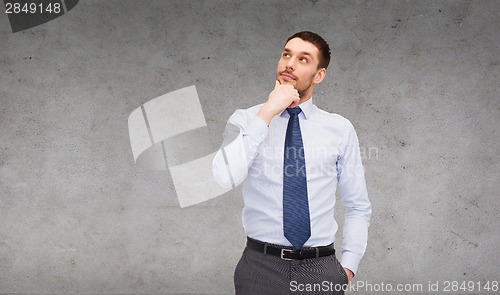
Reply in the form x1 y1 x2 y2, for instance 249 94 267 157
313 105 354 130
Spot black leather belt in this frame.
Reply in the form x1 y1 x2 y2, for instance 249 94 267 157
246 237 335 260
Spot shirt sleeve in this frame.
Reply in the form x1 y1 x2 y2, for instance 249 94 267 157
212 109 268 189
337 121 372 275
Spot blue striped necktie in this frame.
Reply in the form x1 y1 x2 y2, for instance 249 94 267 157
283 107 311 250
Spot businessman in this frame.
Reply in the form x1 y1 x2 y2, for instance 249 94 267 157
213 31 371 294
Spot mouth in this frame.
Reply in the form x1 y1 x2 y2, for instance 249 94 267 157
280 72 297 81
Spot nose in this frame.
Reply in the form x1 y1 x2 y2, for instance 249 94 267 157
285 58 296 71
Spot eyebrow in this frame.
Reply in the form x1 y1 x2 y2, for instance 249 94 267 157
283 48 314 58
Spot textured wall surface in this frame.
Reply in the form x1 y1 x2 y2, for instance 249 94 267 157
0 0 498 294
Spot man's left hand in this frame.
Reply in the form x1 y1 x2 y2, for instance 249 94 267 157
343 268 354 283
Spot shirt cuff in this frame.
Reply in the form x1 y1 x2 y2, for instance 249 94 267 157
340 251 361 275
242 115 268 143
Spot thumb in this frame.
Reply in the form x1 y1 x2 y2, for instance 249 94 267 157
275 79 280 88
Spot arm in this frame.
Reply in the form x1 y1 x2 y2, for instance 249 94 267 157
212 110 268 188
337 122 372 279
212 81 300 188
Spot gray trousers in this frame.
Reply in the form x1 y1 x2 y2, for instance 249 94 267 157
234 246 348 294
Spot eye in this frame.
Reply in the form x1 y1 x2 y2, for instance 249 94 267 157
282 52 291 58
299 57 308 63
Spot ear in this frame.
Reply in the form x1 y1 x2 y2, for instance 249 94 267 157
313 68 326 84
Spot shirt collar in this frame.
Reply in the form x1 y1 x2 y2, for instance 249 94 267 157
280 97 314 120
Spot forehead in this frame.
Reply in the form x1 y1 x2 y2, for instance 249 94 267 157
283 37 320 58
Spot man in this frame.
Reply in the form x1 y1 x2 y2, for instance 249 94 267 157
213 31 371 294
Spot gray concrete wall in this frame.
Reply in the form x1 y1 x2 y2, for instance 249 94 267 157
0 0 498 294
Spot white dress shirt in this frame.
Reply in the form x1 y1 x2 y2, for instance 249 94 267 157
213 97 371 274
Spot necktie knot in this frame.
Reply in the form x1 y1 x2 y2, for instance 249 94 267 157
287 107 302 116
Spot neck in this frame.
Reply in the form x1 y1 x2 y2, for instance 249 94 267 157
298 96 312 105
298 84 314 103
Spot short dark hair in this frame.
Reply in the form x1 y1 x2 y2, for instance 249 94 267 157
286 31 331 69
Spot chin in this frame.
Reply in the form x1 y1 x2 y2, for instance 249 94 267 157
281 79 296 86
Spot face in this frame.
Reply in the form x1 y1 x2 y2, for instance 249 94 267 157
276 37 326 99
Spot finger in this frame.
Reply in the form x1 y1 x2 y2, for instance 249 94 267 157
281 84 295 91
286 88 298 98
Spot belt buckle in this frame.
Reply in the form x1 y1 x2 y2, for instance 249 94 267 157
280 249 295 260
